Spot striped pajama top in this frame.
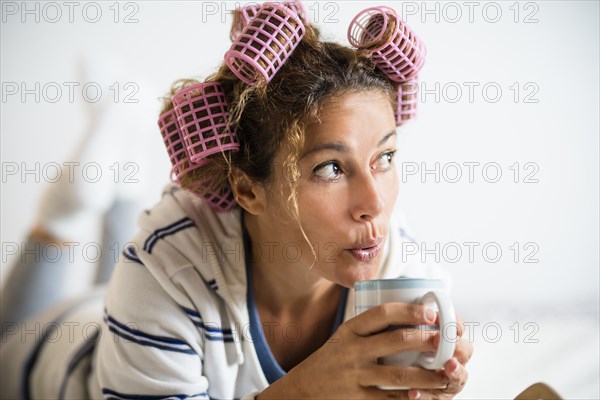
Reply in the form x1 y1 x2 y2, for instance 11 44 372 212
2 184 448 399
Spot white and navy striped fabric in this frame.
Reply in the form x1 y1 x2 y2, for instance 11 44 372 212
90 184 448 399
103 309 198 355
101 388 210 400
122 245 142 265
0 183 448 399
88 184 268 400
180 307 235 343
142 217 196 254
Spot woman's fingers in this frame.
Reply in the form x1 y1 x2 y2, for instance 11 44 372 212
453 336 474 366
360 387 411 399
405 358 469 399
363 327 438 359
346 303 436 336
443 357 469 394
455 314 465 338
346 307 473 363
340 306 470 399
358 365 448 390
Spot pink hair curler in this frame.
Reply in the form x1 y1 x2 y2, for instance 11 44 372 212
230 1 308 42
283 0 308 22
348 8 389 48
230 3 261 42
170 163 237 213
172 82 239 165
158 108 202 181
348 6 426 82
171 164 236 212
225 2 306 86
395 79 419 126
194 178 237 212
158 102 237 213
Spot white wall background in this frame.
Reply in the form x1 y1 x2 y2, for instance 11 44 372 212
1 1 598 398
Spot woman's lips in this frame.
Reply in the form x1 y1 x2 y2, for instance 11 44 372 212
347 238 383 262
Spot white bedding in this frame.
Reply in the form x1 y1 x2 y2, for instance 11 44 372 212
457 309 599 399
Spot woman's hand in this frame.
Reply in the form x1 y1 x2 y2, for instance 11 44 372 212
258 303 465 399
407 315 473 400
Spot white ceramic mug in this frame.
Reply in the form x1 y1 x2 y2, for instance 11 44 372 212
354 278 457 389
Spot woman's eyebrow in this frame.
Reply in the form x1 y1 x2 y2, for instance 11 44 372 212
300 129 397 160
378 130 397 146
300 142 350 160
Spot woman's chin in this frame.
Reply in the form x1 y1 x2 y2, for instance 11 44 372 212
337 261 381 288
313 250 383 289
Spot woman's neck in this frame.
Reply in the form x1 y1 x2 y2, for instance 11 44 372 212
243 211 340 317
242 211 345 370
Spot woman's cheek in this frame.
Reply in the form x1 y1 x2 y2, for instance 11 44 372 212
381 169 400 208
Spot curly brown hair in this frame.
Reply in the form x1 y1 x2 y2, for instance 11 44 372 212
159 15 398 219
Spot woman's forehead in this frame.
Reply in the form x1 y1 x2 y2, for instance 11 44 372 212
307 92 395 136
301 91 396 157
318 90 392 115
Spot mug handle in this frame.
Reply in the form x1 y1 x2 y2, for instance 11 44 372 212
417 290 457 370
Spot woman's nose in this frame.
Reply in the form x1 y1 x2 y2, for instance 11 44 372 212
350 172 385 222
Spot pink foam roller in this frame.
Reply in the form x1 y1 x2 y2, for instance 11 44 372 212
395 79 419 126
348 7 389 48
230 1 308 42
348 6 426 82
183 174 236 212
230 3 261 41
225 2 306 86
158 102 237 213
283 0 308 22
197 179 237 212
172 82 239 165
158 108 201 181
170 165 236 212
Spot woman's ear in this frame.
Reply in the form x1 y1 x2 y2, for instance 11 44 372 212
229 170 267 215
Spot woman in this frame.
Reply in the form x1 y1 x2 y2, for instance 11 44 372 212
1 3 472 399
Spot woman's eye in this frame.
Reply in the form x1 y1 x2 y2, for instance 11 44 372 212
373 150 397 171
313 162 342 181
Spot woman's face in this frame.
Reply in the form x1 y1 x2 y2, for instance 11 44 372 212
263 90 399 288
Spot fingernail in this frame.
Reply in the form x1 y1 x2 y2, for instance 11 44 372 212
424 307 436 323
410 390 421 400
446 358 459 375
